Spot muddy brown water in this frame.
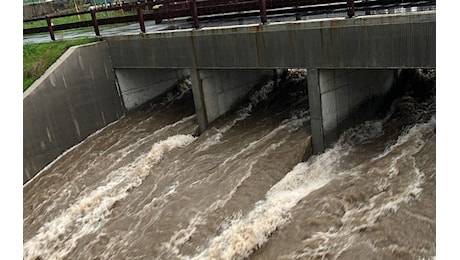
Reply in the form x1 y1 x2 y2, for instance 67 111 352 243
23 69 435 259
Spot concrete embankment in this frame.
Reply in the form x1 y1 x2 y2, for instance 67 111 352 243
23 41 274 184
23 42 124 183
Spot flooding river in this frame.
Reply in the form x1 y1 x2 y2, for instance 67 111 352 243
23 69 436 259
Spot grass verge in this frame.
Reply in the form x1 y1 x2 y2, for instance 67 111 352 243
23 10 137 29
23 38 97 92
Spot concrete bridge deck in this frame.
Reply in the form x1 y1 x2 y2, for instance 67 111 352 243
106 11 435 69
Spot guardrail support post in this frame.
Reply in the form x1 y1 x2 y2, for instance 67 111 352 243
259 0 267 24
137 2 146 33
347 0 355 18
191 0 199 29
90 9 101 36
45 15 55 41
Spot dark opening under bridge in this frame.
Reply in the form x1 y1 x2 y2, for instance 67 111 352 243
23 8 435 183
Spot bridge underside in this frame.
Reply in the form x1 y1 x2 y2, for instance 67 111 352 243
23 11 435 183
105 11 434 152
111 66 402 154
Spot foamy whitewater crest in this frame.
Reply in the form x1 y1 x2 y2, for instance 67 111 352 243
162 78 192 105
195 132 223 152
191 139 350 260
234 79 276 123
291 116 435 259
161 215 206 257
362 118 435 225
374 115 435 161
165 136 291 259
338 120 384 146
280 109 310 133
116 115 196 158
23 134 196 260
286 69 307 82
148 78 192 109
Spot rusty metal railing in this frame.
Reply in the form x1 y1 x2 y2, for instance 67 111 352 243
26 0 419 41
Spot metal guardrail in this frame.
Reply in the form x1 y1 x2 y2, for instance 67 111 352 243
23 0 432 41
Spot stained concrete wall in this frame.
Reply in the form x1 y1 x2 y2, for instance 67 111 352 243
191 69 274 131
115 68 189 111
23 41 124 184
102 11 434 155
307 69 397 153
105 11 435 70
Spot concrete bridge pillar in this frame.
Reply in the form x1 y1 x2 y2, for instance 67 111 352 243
307 68 398 154
191 69 275 132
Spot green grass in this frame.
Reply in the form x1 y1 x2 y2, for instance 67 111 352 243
23 10 137 29
23 38 97 91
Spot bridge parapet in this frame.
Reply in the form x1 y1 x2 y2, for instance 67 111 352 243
106 11 435 69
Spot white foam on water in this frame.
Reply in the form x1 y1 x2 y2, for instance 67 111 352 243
374 115 435 161
189 137 349 260
160 78 193 107
23 134 196 260
290 117 436 259
338 120 384 146
195 80 276 153
196 69 308 153
159 107 309 257
25 115 197 224
189 113 431 260
363 117 435 225
162 135 290 258
286 68 307 83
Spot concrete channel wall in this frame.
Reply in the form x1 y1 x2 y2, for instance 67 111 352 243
23 42 124 184
22 42 275 184
191 69 275 130
307 69 398 153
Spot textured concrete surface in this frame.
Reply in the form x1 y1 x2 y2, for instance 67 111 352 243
105 11 435 69
191 69 274 131
103 11 434 152
115 68 188 111
23 41 124 184
308 69 397 153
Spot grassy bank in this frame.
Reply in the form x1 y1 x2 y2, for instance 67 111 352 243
23 38 97 91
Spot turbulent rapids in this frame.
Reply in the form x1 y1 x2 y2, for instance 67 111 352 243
23 69 436 259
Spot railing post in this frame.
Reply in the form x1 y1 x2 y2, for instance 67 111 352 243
191 0 199 29
137 2 146 33
45 15 55 41
259 0 267 24
347 0 355 18
295 5 301 21
90 9 100 37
